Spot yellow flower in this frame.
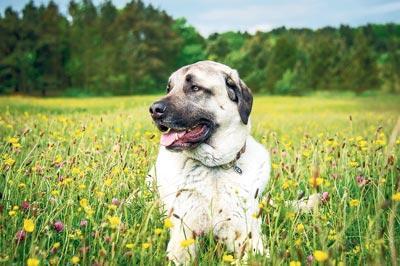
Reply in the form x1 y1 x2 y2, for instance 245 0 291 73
349 199 360 207
53 242 61 249
392 192 400 202
155 228 163 235
142 242 151 249
272 163 279 169
222 254 234 263
9 210 17 217
51 190 60 196
24 219 35 232
54 155 63 164
126 243 134 249
296 223 305 233
95 191 105 198
4 157 15 166
180 238 195 248
313 250 329 262
79 198 89 208
27 258 40 266
104 178 112 186
295 238 302 246
286 211 295 220
290 261 301 266
349 161 359 168
71 256 80 264
164 218 174 228
6 136 19 144
309 177 323 187
108 216 121 229
352 245 361 254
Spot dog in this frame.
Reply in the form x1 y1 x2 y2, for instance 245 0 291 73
147 60 270 264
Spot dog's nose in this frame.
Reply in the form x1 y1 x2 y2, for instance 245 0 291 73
149 101 167 119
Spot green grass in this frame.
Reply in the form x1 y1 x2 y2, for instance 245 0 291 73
0 95 399 265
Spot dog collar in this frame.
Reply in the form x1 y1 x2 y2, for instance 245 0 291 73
220 143 246 174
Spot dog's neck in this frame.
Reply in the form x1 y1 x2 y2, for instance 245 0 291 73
184 122 249 167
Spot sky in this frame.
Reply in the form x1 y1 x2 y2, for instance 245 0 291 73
1 0 400 36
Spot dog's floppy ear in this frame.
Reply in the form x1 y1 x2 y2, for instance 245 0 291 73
225 73 253 125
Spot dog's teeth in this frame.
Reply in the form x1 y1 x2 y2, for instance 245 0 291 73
175 132 178 140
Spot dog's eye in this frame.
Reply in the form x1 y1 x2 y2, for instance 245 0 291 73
166 85 171 94
191 85 200 92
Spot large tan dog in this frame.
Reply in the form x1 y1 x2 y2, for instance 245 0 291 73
148 61 321 264
148 61 270 264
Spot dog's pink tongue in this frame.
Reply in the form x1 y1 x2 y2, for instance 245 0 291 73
160 130 186 146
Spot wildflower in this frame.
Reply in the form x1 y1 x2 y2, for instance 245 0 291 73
164 218 174 228
355 175 370 187
23 219 35 233
222 254 234 263
307 255 314 263
53 242 61 249
111 198 120 206
349 199 360 207
80 220 88 227
392 192 400 202
108 216 121 229
79 199 89 208
142 242 151 249
27 258 40 266
349 161 359 168
313 250 328 262
6 136 19 145
18 183 26 189
9 210 17 217
328 229 337 241
352 245 360 254
95 191 105 198
108 204 117 211
309 177 324 188
4 157 15 166
126 243 134 249
290 261 301 266
53 221 64 232
155 228 163 235
180 238 195 248
15 230 26 243
296 223 305 233
54 155 63 164
295 238 302 246
104 178 112 186
321 192 329 203
272 163 279 169
21 201 30 211
71 256 80 264
286 211 295 220
51 190 60 197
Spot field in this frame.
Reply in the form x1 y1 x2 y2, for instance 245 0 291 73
0 95 400 265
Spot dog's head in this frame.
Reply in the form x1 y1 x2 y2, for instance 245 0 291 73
149 61 253 154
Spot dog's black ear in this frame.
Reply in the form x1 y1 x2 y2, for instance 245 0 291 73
225 75 253 124
238 79 253 125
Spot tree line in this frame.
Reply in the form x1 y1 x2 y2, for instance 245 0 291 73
1 0 399 96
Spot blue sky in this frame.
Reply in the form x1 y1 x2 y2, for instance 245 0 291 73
1 0 399 35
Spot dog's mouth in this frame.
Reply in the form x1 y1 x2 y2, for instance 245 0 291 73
157 122 212 150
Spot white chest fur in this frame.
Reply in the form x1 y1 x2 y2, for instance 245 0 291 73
152 136 271 264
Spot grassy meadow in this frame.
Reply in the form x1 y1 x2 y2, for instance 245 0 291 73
0 95 400 265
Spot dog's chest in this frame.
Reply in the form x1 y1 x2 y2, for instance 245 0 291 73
178 161 252 209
